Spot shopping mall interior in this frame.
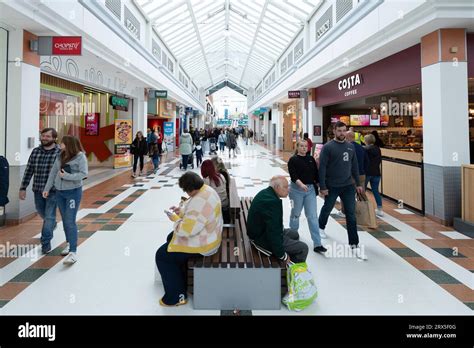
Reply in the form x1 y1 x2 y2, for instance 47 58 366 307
0 0 473 344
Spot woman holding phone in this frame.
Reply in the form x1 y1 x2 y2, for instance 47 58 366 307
43 135 88 265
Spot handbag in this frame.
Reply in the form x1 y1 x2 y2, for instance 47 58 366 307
355 192 378 229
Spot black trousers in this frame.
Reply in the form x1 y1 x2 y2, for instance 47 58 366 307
133 154 144 172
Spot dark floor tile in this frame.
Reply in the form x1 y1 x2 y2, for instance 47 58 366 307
432 248 467 258
116 213 133 219
78 231 96 238
106 209 122 214
391 248 421 257
101 225 121 231
84 213 103 219
420 270 461 284
105 194 117 198
0 300 9 308
464 302 474 310
367 231 392 239
10 268 48 283
93 201 108 205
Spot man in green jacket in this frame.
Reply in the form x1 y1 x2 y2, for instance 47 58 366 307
247 176 308 263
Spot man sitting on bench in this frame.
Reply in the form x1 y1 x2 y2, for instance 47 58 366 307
247 175 308 263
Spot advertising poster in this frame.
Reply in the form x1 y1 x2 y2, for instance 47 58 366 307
85 113 100 135
114 144 131 169
114 120 132 168
163 121 174 151
114 119 133 144
380 114 390 126
331 115 350 125
350 115 370 126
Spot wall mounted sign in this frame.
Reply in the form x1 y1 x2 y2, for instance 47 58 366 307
154 90 167 98
37 36 82 56
313 125 321 136
338 73 362 96
109 96 129 111
288 90 301 98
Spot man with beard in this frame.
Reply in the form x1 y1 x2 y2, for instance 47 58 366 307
19 128 61 254
318 121 367 260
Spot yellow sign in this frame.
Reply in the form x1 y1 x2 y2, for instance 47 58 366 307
115 119 133 144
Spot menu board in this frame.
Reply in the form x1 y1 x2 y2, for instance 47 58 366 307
350 114 370 126
85 113 100 135
114 144 131 169
380 114 389 126
331 115 350 125
370 114 380 126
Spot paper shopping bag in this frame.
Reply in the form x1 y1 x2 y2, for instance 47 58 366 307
355 192 378 229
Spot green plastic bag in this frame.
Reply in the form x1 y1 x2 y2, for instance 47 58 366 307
282 262 317 311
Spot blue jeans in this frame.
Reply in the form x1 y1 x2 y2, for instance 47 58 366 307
366 176 382 208
34 191 57 250
155 232 200 305
56 187 82 253
219 142 225 152
182 154 189 170
318 184 359 246
289 183 321 247
152 154 160 171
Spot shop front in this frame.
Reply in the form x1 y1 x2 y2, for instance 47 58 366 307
39 73 134 169
282 101 302 152
314 44 424 211
147 97 176 150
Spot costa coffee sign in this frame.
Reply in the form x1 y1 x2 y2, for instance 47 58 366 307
338 73 362 91
37 36 82 56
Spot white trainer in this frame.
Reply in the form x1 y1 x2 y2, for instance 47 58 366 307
319 229 327 239
353 247 368 261
60 243 70 256
336 210 346 218
376 208 384 217
63 252 77 265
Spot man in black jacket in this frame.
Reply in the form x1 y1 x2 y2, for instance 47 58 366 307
0 155 9 226
247 176 308 263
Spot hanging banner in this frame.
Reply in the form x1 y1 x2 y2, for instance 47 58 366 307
85 113 100 136
114 120 132 168
163 121 174 151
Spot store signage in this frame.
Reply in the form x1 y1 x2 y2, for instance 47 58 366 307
114 120 133 144
154 90 167 98
85 113 100 136
109 96 129 111
316 19 330 40
37 36 82 56
338 74 362 91
288 90 301 98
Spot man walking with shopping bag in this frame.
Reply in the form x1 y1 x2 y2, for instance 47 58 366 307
318 121 368 260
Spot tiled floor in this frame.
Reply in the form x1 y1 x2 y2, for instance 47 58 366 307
0 140 472 315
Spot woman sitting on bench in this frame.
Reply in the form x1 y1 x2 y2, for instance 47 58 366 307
155 172 223 307
201 159 230 224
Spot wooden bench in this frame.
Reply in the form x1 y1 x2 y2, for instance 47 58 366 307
187 191 288 310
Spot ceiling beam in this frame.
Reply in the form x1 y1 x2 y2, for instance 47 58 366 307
185 0 214 87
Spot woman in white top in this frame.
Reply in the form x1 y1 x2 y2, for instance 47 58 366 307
200 159 229 223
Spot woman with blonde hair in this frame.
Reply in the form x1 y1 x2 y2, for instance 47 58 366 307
43 135 88 265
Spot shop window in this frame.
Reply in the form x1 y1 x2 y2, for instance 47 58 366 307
287 51 293 67
281 58 287 74
162 52 168 67
168 59 174 73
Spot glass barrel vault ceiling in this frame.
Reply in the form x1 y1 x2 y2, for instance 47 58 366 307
136 0 323 93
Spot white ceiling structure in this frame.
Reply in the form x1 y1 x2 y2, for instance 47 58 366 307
135 0 322 93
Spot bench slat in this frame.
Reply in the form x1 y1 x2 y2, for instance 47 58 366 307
238 211 256 268
234 216 247 268
220 226 229 267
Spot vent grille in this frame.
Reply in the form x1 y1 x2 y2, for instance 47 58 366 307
105 0 121 20
336 0 353 22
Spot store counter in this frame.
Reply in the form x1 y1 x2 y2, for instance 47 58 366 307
380 148 423 211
